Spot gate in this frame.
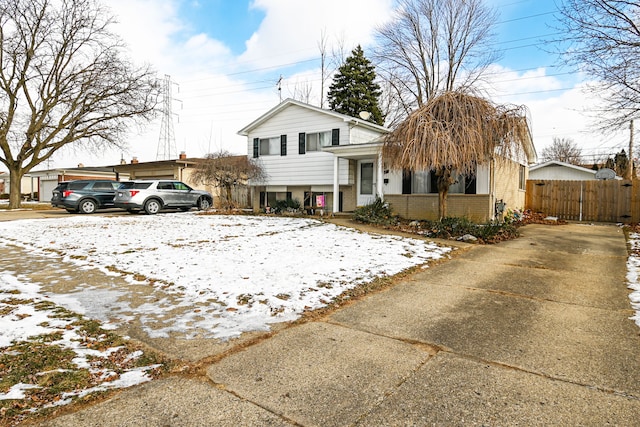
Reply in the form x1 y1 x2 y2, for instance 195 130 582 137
526 179 637 223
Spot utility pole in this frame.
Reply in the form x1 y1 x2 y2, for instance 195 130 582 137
157 75 181 160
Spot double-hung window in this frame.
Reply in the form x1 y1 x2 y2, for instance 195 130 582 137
306 131 331 152
259 137 280 156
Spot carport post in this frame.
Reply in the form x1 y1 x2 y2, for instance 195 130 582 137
333 156 339 213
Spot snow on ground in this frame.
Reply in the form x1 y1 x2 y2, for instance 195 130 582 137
0 213 452 341
626 232 640 327
0 273 160 402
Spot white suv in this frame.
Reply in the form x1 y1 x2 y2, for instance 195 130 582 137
115 180 213 214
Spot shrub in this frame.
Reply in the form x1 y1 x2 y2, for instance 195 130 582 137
272 198 301 214
420 217 519 243
353 197 399 226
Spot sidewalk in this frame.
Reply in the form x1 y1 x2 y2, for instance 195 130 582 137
40 222 640 426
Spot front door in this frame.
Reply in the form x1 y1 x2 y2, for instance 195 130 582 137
357 160 376 206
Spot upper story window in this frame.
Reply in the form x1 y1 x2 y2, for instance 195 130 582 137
253 135 287 158
306 131 331 151
298 128 340 154
260 137 281 156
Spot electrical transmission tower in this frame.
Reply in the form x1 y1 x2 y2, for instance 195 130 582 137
157 74 180 160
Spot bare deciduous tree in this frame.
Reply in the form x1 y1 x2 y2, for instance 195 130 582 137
0 0 160 208
374 0 500 121
382 91 531 219
556 0 640 131
191 151 266 210
540 137 583 165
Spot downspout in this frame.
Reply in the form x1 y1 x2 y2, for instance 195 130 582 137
377 154 383 201
490 158 496 221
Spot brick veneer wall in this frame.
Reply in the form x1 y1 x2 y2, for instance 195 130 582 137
385 194 492 222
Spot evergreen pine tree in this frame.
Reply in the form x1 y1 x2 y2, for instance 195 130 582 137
327 45 384 125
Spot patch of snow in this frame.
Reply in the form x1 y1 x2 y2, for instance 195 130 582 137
0 383 41 400
0 214 452 340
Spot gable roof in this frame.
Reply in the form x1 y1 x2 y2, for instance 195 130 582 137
237 98 390 136
530 160 597 175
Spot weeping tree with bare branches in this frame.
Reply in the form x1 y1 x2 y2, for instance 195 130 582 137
191 151 266 210
382 91 531 219
0 0 160 208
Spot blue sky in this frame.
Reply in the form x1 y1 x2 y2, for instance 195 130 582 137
43 0 624 169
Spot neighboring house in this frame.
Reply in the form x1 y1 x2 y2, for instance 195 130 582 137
0 172 37 198
15 167 124 202
529 160 602 180
113 153 250 208
239 99 537 222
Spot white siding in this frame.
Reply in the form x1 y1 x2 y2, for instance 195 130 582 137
350 125 383 145
383 170 403 195
529 165 596 180
246 104 375 186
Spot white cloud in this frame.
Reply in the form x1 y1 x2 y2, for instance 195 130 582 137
241 0 394 67
40 0 619 171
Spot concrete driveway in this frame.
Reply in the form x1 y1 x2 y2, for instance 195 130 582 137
14 217 640 426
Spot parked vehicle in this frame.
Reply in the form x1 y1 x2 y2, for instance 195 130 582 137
51 180 121 214
115 180 213 214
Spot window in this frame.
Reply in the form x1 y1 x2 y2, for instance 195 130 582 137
259 137 281 156
306 131 331 152
360 162 374 195
409 169 477 194
412 170 431 194
173 182 191 191
519 165 526 190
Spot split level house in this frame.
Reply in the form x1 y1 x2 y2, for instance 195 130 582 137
239 98 537 222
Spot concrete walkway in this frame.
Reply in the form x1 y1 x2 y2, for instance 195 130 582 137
30 220 640 426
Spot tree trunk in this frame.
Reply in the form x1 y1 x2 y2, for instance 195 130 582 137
436 167 453 220
224 184 233 208
8 166 24 209
438 189 448 220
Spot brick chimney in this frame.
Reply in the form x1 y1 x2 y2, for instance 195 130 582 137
179 151 187 160
131 157 139 164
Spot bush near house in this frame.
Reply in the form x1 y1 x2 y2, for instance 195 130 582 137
352 198 565 244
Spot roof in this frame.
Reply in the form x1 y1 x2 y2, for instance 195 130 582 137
237 98 390 136
530 160 597 175
113 158 201 172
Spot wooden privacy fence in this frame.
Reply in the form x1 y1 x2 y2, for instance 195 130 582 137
525 179 640 223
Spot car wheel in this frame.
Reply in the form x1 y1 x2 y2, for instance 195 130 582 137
144 199 161 215
79 199 97 214
197 197 211 211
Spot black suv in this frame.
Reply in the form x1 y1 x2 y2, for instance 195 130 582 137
51 180 121 214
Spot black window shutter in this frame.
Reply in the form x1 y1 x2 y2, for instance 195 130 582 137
280 135 287 156
402 169 412 194
253 138 259 158
298 133 306 154
331 128 340 146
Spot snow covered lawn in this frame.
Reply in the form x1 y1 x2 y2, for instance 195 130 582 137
0 213 452 341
